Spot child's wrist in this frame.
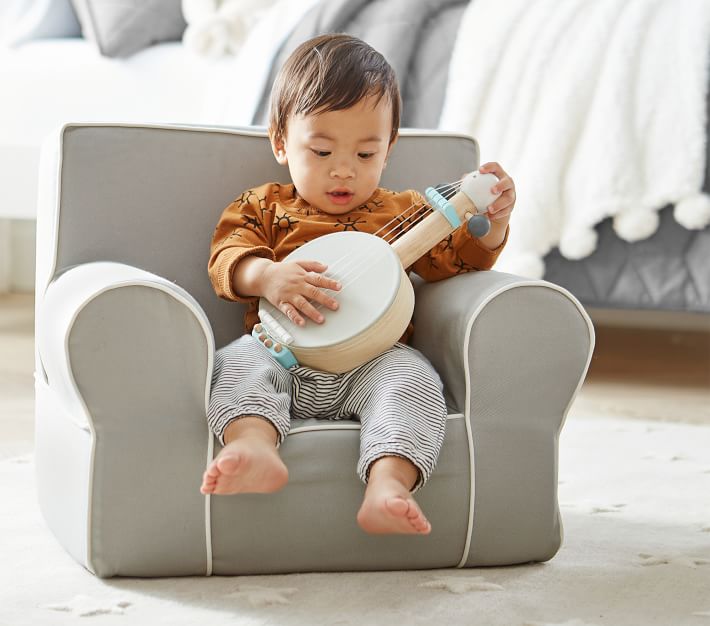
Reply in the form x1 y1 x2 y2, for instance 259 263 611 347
233 256 274 298
476 217 508 250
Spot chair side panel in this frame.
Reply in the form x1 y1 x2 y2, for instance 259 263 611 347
69 286 212 577
465 287 593 565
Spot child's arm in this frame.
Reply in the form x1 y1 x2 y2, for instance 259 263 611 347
209 187 341 327
475 162 515 250
232 256 341 327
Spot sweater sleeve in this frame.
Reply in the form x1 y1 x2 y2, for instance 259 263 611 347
207 188 276 302
407 190 509 281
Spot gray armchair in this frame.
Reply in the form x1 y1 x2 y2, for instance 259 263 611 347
34 123 594 578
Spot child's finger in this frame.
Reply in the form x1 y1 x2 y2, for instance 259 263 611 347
295 259 328 273
307 284 340 311
491 176 513 194
487 203 511 220
306 270 341 292
302 282 339 311
490 207 512 221
295 297 326 324
279 300 306 327
479 161 505 177
488 191 515 217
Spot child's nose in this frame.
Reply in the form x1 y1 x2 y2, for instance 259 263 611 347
330 160 355 179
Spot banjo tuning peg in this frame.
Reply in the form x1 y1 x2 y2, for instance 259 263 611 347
467 214 491 238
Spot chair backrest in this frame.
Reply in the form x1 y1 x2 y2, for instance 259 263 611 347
39 123 478 348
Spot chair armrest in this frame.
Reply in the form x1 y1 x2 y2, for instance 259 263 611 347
412 270 594 415
412 270 595 565
37 261 215 430
36 261 215 577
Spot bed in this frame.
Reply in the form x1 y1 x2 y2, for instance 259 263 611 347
4 0 708 318
248 0 710 319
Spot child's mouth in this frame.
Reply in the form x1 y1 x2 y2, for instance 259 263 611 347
327 190 354 205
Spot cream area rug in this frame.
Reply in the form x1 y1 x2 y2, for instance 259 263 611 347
2 411 710 626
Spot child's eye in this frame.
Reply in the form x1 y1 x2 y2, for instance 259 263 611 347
358 152 375 160
311 149 331 157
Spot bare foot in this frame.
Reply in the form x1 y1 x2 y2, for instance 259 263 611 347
200 429 288 495
357 459 431 535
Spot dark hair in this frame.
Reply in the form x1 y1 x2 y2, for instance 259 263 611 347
268 33 400 146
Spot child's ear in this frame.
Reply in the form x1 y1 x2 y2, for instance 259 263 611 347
270 134 288 166
383 135 398 168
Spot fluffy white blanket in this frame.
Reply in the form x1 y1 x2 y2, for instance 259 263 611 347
440 0 710 279
184 0 321 126
182 0 279 59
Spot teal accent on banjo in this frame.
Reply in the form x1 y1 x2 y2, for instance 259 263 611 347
255 171 501 373
425 186 461 228
252 310 298 369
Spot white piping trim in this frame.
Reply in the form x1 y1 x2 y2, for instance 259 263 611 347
50 120 478 142
41 125 102 573
290 424 361 435
205 435 214 576
62 311 98 576
38 125 65 303
456 279 595 568
287 412 463 436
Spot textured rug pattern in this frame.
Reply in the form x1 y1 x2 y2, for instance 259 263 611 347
2 413 710 626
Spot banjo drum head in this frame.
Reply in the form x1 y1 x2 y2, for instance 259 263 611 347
258 231 403 349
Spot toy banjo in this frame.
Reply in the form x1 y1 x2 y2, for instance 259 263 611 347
252 170 501 373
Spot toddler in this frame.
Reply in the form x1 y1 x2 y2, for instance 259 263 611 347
200 33 516 535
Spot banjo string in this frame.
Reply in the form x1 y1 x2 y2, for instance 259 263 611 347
313 179 465 308
322 199 434 288
378 204 432 245
313 176 463 312
310 246 393 317
376 179 463 241
321 178 463 283
323 178 463 286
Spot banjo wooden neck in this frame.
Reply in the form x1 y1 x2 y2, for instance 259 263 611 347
389 190 475 269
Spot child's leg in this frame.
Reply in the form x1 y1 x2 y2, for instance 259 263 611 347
201 416 288 495
201 335 292 495
357 455 432 534
342 344 447 534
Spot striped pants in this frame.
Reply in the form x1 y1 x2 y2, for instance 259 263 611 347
207 334 448 490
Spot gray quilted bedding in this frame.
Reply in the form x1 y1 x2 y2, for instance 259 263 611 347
253 0 710 314
544 92 710 314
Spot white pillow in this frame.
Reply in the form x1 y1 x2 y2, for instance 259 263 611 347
0 0 81 47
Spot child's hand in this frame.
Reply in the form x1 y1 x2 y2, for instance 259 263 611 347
261 260 341 327
478 162 516 223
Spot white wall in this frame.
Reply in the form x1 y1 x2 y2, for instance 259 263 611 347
0 218 35 293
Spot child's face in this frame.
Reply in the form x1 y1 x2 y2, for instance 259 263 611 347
271 95 394 214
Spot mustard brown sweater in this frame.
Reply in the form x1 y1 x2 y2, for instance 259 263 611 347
209 182 508 337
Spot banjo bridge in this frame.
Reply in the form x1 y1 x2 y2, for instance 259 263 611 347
253 310 298 369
